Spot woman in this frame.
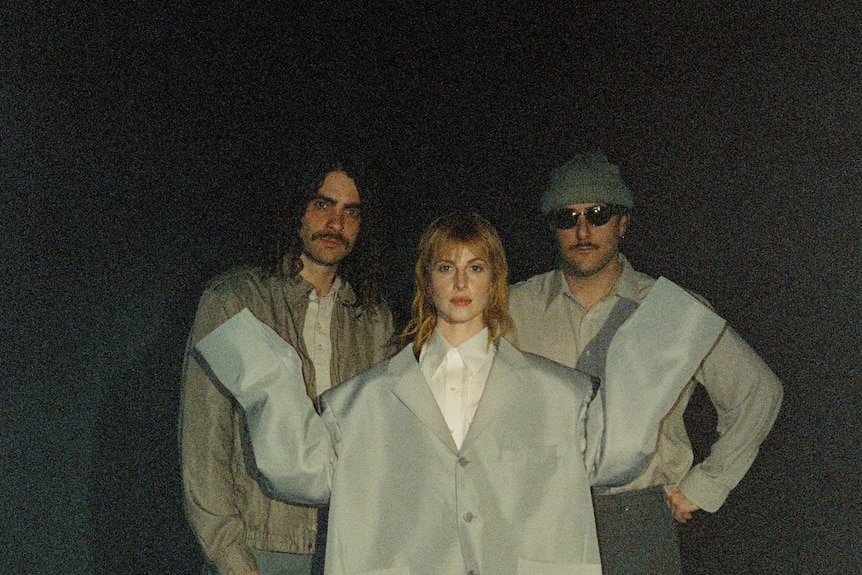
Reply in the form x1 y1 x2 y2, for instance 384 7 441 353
195 213 602 575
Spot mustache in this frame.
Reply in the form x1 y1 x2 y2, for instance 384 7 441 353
312 232 348 246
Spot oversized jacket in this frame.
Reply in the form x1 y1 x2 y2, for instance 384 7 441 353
195 308 603 575
179 266 397 575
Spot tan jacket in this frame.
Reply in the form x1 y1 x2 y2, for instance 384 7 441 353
195 310 602 575
179 266 397 575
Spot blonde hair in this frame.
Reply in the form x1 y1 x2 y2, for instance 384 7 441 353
401 213 514 356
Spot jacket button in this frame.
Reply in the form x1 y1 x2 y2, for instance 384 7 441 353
463 512 474 522
457 456 470 467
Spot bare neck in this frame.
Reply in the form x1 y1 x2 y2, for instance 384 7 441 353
299 255 339 297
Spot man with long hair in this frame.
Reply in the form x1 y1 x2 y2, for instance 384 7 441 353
191 213 603 575
180 157 397 575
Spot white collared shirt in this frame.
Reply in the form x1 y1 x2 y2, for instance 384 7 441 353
419 328 496 449
302 277 341 395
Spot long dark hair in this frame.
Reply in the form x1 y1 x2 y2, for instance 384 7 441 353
260 155 385 311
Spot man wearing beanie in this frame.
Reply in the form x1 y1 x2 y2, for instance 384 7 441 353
507 151 783 574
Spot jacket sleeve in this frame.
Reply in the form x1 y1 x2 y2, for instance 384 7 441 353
195 308 336 505
372 303 399 364
678 326 784 512
179 290 258 575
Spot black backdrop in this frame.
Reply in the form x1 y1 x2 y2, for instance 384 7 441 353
3 3 860 573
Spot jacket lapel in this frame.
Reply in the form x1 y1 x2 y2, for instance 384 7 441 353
460 340 524 452
389 347 459 452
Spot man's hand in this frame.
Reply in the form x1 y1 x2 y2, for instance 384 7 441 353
667 488 700 523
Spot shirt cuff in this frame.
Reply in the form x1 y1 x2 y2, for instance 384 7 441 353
676 464 731 513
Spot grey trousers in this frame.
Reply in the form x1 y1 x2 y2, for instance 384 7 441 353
593 486 683 575
202 549 313 575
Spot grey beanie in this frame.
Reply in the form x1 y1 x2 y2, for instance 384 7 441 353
540 151 634 214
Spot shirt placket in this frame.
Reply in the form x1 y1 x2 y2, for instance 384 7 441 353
444 349 467 448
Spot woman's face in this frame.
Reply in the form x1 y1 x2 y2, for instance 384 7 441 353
429 242 492 343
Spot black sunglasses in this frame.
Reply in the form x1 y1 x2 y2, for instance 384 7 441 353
548 204 628 229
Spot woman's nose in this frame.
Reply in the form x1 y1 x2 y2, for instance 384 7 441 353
454 269 467 289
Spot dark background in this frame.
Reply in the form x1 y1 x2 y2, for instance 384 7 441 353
2 3 859 574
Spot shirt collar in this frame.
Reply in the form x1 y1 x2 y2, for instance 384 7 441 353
611 254 642 303
550 253 640 309
420 327 494 375
308 276 341 302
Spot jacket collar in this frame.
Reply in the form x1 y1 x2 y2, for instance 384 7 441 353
388 339 528 454
283 273 359 310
